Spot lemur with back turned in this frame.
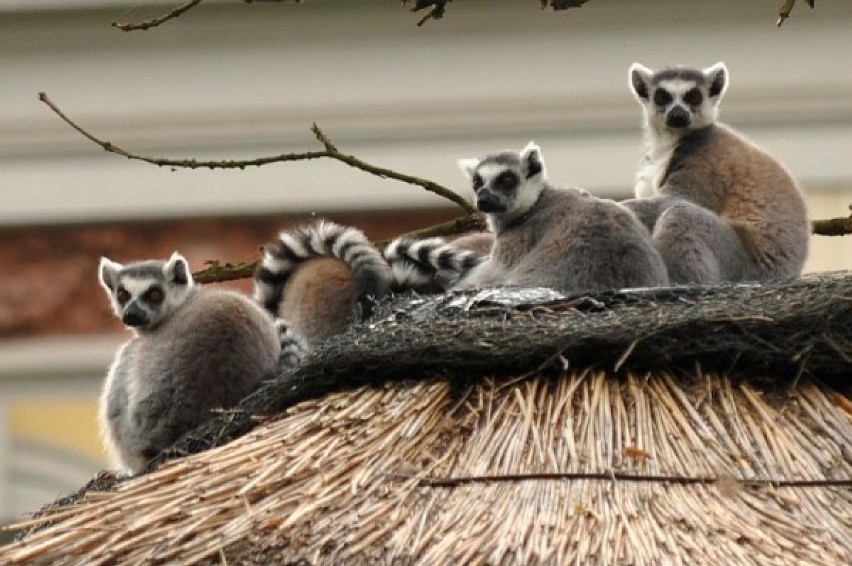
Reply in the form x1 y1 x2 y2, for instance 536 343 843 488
254 220 394 352
98 253 280 475
622 62 809 284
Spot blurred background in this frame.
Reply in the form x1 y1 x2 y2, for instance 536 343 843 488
1 0 850 535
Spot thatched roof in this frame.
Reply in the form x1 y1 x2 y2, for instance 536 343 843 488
3 273 851 565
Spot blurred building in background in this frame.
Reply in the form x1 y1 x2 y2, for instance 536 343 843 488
1 0 850 529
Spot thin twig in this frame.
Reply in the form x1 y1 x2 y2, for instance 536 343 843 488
193 260 257 284
37 92 327 168
373 213 485 248
417 471 852 489
308 123 475 213
37 92 475 214
777 0 815 27
112 0 204 32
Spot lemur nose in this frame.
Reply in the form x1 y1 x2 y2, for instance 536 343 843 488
665 106 691 129
122 303 148 327
476 190 503 213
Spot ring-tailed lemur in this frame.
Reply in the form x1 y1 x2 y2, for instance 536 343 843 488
389 142 669 293
253 220 393 351
98 252 280 475
622 62 809 284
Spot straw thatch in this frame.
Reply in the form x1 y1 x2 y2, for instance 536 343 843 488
3 273 851 565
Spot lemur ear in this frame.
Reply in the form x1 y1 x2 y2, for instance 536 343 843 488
520 141 545 180
164 252 192 286
98 257 123 293
703 61 728 99
457 158 480 180
629 63 654 102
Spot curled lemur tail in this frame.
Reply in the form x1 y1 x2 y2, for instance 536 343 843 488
383 237 485 291
254 220 392 316
274 319 308 370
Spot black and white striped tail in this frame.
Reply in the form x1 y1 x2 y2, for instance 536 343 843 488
383 237 485 292
274 319 307 371
254 220 392 316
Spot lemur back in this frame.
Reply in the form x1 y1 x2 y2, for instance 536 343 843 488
254 220 393 351
624 62 809 283
98 253 279 475
388 142 669 294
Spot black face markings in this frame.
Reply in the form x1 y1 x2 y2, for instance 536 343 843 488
683 87 703 107
472 174 484 192
144 285 164 304
653 88 673 107
495 171 519 191
116 286 131 305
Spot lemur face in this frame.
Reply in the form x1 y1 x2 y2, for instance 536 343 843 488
458 141 547 220
629 62 728 132
98 252 194 331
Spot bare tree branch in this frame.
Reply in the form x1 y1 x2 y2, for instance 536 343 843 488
107 1 813 31
37 92 475 214
112 0 204 32
193 260 257 284
811 204 852 236
373 212 486 248
38 90 850 288
777 0 816 27
545 0 592 10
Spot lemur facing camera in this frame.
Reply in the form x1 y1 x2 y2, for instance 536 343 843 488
623 62 810 284
253 220 394 352
388 142 669 293
98 253 280 475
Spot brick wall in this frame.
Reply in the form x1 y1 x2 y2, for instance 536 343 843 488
0 208 458 338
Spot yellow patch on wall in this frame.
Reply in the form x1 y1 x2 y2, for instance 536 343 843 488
7 399 109 465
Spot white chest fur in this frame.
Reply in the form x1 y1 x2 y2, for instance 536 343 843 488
634 128 678 199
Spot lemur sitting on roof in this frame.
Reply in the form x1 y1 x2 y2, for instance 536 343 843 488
622 61 809 283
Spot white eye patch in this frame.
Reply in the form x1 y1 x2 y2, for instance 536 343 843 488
117 277 159 299
656 79 696 100
475 163 517 185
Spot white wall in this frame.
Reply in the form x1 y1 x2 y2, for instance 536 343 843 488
0 0 850 224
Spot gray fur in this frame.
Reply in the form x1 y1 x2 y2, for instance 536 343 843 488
625 62 810 284
98 253 280 475
455 143 670 293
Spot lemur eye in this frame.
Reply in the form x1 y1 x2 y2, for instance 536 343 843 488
497 171 518 188
146 286 164 303
653 89 672 106
116 288 130 304
683 88 703 106
472 174 484 192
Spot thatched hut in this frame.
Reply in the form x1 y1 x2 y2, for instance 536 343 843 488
3 273 851 565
